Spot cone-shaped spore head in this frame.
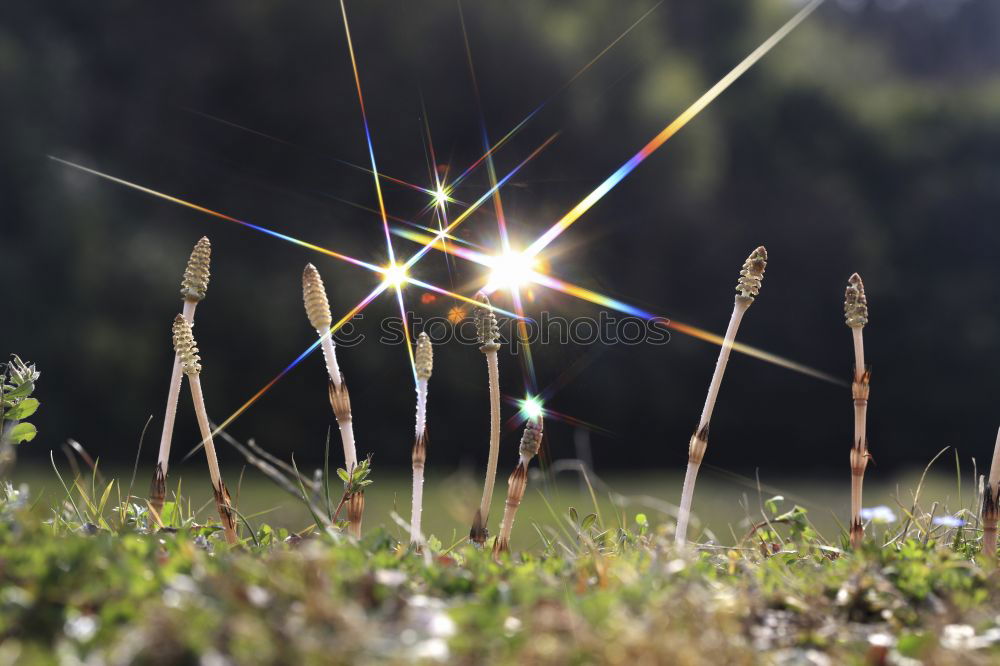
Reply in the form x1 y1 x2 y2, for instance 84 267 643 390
172 314 201 375
302 264 333 332
735 246 767 302
415 332 433 381
844 272 869 328
180 237 211 302
474 291 501 352
519 416 544 461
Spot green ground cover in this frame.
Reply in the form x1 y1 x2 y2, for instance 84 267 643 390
1 460 999 664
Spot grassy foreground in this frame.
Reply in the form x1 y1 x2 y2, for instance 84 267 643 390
2 469 1000 665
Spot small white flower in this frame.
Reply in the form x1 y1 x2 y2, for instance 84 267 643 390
245 585 270 607
932 515 965 528
941 624 976 650
375 569 408 587
860 506 897 524
64 614 98 642
412 638 449 661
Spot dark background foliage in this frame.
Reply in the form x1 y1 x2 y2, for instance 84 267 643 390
2 0 998 475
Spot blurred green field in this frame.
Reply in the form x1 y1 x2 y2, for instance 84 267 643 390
7 459 975 548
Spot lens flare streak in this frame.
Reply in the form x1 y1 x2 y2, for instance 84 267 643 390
47 158 529 345
533 273 844 385
447 1 663 192
404 277 522 319
525 0 824 257
47 156 384 274
393 227 842 385
459 5 540 391
339 0 395 265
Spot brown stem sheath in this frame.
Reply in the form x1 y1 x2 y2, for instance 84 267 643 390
494 418 543 557
328 379 363 536
493 463 527 557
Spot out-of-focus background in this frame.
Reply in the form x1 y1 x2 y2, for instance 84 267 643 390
2 0 999 505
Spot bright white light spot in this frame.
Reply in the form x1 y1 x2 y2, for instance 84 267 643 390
383 263 408 288
487 251 536 291
432 187 449 207
520 395 544 420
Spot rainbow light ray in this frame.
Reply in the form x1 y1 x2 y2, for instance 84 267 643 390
339 0 395 265
532 273 843 385
48 156 384 274
394 228 492 264
404 277 521 319
418 94 457 281
526 0 824 258
458 1 510 253
47 158 507 325
378 0 658 231
458 4 538 391
339 0 416 376
395 284 417 381
392 227 842 385
447 1 663 192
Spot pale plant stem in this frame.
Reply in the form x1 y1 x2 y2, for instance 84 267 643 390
676 299 749 545
852 327 865 379
411 330 431 547
339 414 358 474
415 378 428 438
410 459 425 545
479 350 501 522
675 461 701 546
699 301 748 427
410 378 428 544
319 334 343 390
188 374 237 545
156 299 197 474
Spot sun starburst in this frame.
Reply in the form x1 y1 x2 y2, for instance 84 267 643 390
52 0 831 449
